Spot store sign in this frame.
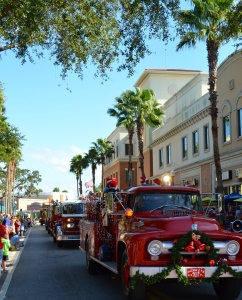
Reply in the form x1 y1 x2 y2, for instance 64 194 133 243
183 179 197 186
222 170 232 180
235 168 242 179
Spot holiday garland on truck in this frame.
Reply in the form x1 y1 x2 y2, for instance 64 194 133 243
130 230 242 287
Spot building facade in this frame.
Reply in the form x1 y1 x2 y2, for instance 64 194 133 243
103 50 242 196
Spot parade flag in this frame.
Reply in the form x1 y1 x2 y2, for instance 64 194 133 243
85 180 93 188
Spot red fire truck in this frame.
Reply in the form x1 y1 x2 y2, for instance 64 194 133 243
52 199 86 248
79 185 242 300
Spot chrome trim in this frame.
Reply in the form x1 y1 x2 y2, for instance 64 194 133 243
159 240 237 255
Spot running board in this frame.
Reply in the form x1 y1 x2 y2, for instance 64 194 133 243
90 256 118 274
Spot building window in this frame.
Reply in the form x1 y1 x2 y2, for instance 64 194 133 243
238 108 242 138
223 115 231 142
166 145 171 165
182 136 188 159
159 148 163 167
192 130 199 155
204 125 209 150
116 145 118 157
125 170 134 183
125 144 133 156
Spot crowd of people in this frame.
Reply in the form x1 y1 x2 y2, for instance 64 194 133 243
0 214 28 273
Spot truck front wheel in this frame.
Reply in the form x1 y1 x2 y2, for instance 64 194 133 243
121 250 146 300
86 240 99 275
213 277 242 300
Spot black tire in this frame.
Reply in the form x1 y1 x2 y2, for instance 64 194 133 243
53 236 56 243
57 241 63 248
121 250 146 300
213 277 242 300
86 240 99 275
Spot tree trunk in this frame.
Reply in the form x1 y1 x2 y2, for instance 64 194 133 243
137 119 145 177
76 174 79 198
79 174 82 196
92 164 96 193
128 129 133 187
207 39 223 195
207 40 226 227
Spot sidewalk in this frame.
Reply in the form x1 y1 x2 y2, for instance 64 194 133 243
0 227 31 300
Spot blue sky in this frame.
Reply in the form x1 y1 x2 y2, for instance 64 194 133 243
0 36 237 198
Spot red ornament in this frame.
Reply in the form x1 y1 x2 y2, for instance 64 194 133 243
209 260 216 266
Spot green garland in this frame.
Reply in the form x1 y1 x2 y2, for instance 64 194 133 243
130 230 242 288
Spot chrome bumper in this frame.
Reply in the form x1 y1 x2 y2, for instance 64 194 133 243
130 266 242 278
56 235 79 241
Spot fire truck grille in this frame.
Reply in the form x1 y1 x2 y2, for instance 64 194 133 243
163 210 191 216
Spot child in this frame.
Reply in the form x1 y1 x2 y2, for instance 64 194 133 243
2 234 10 272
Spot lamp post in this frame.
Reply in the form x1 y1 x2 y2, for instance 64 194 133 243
0 191 2 214
170 169 175 186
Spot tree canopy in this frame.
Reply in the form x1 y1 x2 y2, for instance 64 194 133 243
0 167 42 196
0 0 179 79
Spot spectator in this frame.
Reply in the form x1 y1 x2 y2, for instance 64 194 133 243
20 219 25 237
10 232 20 250
10 216 16 237
0 219 7 238
14 218 21 236
1 234 10 272
235 206 241 219
2 214 11 232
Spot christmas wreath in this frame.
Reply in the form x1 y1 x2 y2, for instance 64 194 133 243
130 230 242 288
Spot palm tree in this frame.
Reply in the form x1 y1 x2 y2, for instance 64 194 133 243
107 90 137 187
132 88 165 179
91 138 115 190
84 148 100 193
1 125 24 213
69 154 88 197
176 0 242 194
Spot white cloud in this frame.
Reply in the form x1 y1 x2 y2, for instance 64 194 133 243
20 145 103 197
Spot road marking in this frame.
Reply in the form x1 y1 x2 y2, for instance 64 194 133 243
146 285 173 300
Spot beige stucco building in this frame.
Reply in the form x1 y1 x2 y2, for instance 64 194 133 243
103 50 242 196
17 191 73 213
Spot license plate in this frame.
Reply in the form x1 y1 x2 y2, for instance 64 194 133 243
187 268 205 278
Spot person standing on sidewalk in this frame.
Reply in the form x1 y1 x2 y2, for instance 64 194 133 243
1 234 10 272
2 214 11 236
14 218 21 236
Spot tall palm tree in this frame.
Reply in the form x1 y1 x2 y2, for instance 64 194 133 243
91 138 115 190
132 88 165 178
84 148 100 193
176 0 242 194
107 90 137 187
69 154 88 198
2 126 23 213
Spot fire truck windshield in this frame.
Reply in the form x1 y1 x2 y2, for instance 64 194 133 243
62 203 84 214
133 192 203 212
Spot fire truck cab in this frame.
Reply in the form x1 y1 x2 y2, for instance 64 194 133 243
79 185 242 300
52 199 86 248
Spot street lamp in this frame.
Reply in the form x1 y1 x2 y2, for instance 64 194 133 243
161 170 175 186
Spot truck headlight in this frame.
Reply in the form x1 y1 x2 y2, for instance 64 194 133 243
67 223 74 228
227 240 240 255
147 240 163 255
